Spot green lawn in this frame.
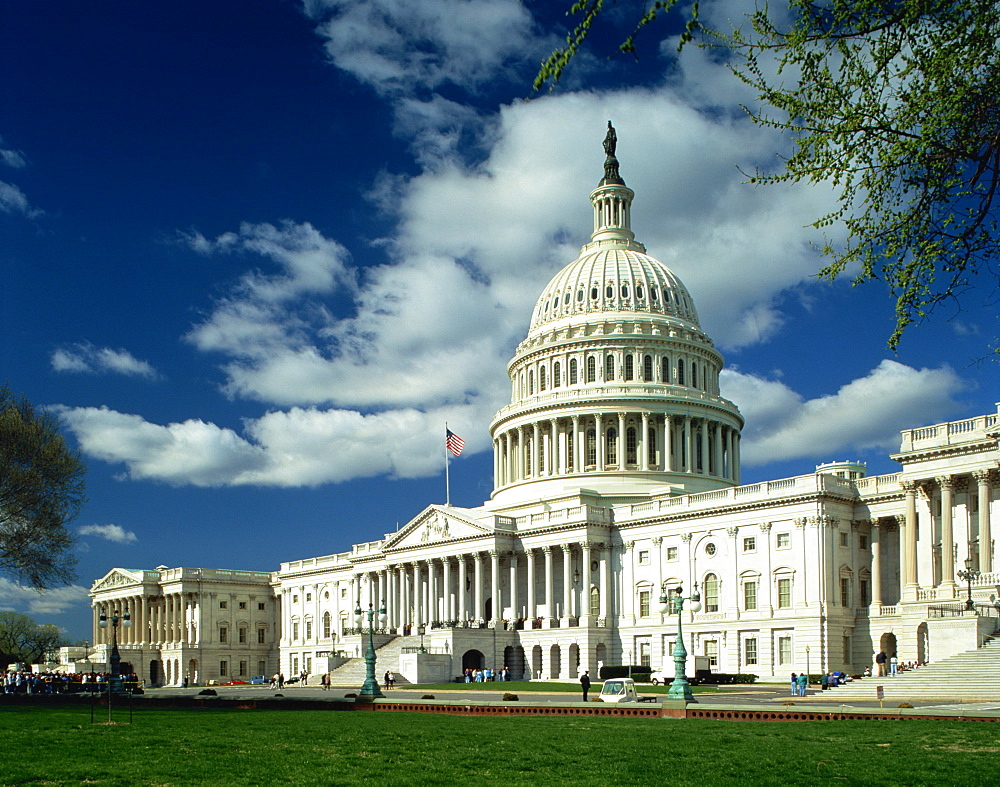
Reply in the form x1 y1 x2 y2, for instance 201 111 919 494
1 705 997 786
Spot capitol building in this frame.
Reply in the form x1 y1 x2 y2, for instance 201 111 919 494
91 129 999 687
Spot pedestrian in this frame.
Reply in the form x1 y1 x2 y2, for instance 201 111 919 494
580 670 591 702
384 670 391 690
790 672 797 695
889 654 898 676
388 671 395 689
820 672 828 691
875 650 887 676
797 672 808 697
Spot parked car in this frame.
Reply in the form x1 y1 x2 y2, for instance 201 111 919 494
649 670 670 686
222 679 248 685
598 678 639 702
249 675 268 685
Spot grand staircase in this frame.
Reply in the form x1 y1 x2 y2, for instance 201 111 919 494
326 637 413 688
809 635 1000 703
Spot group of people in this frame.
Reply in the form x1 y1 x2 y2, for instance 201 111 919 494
383 670 396 689
268 673 286 689
463 666 511 682
2 671 139 694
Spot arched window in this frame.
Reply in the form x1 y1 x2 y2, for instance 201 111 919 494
553 361 561 388
704 573 719 612
662 356 670 383
323 611 331 638
590 587 600 617
691 363 697 389
566 431 574 471
643 355 653 382
606 284 614 299
624 355 634 381
586 356 596 383
606 427 617 465
528 369 534 395
626 427 637 465
648 428 657 466
569 358 578 385
539 366 547 391
586 428 597 466
605 355 615 381
677 359 685 386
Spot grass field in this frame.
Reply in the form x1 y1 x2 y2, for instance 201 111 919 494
1 705 997 786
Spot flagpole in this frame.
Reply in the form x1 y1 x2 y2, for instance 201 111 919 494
445 422 451 507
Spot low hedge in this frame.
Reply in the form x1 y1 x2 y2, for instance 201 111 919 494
697 673 757 685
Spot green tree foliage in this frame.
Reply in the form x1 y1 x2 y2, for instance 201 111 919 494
536 0 1000 350
0 384 86 589
0 611 68 667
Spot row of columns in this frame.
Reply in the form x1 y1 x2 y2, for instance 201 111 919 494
493 412 739 487
93 593 198 647
353 543 614 629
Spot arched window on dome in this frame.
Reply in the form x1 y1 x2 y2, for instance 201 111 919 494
648 428 657 466
606 427 617 466
643 355 653 382
566 430 574 471
605 355 615 381
563 292 571 305
662 356 670 383
569 358 578 385
586 356 596 383
576 288 584 302
624 355 634 381
650 287 658 302
677 359 685 386
539 366 547 391
528 370 534 395
606 284 614 299
553 361 561 388
704 573 720 612
621 284 629 298
626 427 637 465
586 428 597 467
691 363 697 389
591 286 599 300
636 284 644 300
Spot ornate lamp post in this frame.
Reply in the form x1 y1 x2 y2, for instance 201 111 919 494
98 608 131 693
659 582 701 702
354 599 386 701
417 623 427 654
957 557 981 611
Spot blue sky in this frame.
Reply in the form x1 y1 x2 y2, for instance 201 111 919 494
2 0 997 642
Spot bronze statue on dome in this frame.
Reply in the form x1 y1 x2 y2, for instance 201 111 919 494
602 121 623 185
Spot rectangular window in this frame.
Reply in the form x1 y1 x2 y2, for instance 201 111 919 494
744 581 758 611
777 578 792 609
743 536 756 553
859 579 869 606
258 660 266 675
239 660 247 676
293 595 299 603
666 546 678 562
305 621 313 640
839 532 849 547
840 577 851 607
306 593 312 602
639 640 651 668
778 636 792 665
744 638 758 666
258 627 266 644
219 627 228 643
292 622 299 641
238 601 247 609
340 588 347 599
859 535 869 550
704 640 718 668
258 602 266 611
639 590 650 617
776 533 790 549
239 627 247 644
219 660 228 677
292 657 299 675
219 600 228 609
638 550 650 565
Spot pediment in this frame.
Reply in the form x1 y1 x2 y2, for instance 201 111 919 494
91 569 143 593
384 507 493 551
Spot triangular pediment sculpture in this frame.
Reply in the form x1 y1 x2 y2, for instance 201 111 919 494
384 506 493 551
91 569 143 592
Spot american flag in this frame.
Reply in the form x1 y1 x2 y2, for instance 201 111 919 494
446 429 465 457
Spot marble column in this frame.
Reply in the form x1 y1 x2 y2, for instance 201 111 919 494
474 552 484 622
902 481 919 597
458 558 468 622
975 470 993 572
562 545 573 619
580 541 592 623
618 412 626 471
870 519 883 608
938 476 957 593
509 551 518 622
526 548 537 621
543 546 555 626
490 550 501 622
443 558 452 622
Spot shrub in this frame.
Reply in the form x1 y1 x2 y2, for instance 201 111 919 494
502 693 519 701
898 702 914 708
698 673 758 685
197 689 217 696
344 693 356 699
421 695 435 700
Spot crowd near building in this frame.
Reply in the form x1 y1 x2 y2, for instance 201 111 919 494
91 128 1000 687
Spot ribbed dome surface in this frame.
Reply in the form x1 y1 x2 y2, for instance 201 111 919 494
529 247 701 332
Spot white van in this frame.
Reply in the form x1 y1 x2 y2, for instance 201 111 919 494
598 678 639 702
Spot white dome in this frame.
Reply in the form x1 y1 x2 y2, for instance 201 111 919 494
529 246 700 333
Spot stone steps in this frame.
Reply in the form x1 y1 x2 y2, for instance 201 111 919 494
809 636 1000 701
327 637 413 687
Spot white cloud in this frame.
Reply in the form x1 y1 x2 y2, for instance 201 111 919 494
78 524 139 544
722 360 966 466
304 0 542 97
0 180 36 216
51 343 159 379
0 578 90 617
0 148 27 169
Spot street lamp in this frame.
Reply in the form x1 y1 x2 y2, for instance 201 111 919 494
354 599 387 701
98 608 132 693
417 623 427 654
659 582 701 702
958 557 981 611
805 645 811 686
